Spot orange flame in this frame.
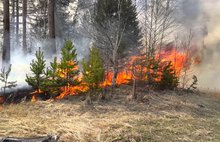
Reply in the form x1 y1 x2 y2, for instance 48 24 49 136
31 47 189 101
101 48 188 88
30 89 43 102
158 48 188 76
31 95 37 102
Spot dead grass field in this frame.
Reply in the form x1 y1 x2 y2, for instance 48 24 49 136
0 87 220 142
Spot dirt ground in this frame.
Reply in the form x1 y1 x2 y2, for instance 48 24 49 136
0 86 220 142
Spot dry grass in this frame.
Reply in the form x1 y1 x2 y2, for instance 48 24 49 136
0 88 220 142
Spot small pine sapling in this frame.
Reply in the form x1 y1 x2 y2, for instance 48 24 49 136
146 58 160 87
0 64 17 95
26 48 47 94
82 44 105 103
158 61 179 90
82 45 105 89
58 40 80 95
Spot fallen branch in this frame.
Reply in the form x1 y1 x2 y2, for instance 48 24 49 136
0 135 59 142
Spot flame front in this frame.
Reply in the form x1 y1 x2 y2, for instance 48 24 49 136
31 48 189 101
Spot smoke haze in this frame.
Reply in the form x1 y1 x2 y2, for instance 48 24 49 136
1 0 220 92
192 0 220 91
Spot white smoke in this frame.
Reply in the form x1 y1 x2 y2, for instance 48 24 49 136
192 0 220 91
0 1 91 90
0 38 91 91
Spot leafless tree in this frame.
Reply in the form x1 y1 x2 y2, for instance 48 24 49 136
79 0 128 96
180 30 194 89
139 0 177 82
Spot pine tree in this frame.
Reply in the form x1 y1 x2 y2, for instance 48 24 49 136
158 61 179 90
2 0 10 66
82 44 105 104
82 44 105 90
94 0 140 54
59 40 80 87
43 57 61 96
25 48 47 93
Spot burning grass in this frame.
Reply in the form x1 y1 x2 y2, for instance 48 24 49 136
0 87 220 141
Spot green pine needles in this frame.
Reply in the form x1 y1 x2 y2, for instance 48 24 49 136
158 61 179 90
26 41 81 98
26 48 46 93
59 40 80 87
82 44 105 90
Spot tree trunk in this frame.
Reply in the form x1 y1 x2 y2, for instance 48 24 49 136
112 50 118 96
11 0 15 34
2 0 10 67
131 79 137 100
85 91 92 105
23 0 27 53
0 135 59 142
16 0 19 44
48 0 56 55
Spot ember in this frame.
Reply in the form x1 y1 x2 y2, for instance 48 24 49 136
30 89 43 102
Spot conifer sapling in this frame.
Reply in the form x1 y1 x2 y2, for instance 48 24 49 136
58 40 80 93
26 48 46 93
82 44 105 90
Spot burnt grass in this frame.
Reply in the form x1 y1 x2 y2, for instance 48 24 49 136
0 85 220 142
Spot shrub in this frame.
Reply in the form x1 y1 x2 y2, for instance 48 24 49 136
187 75 198 92
0 64 17 95
158 61 179 90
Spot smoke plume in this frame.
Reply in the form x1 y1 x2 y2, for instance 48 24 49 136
177 0 220 91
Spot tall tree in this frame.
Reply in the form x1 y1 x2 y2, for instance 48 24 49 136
11 0 15 34
2 0 10 66
48 0 56 54
139 0 176 83
16 0 19 44
29 0 48 39
95 0 140 56
90 0 140 95
23 0 27 53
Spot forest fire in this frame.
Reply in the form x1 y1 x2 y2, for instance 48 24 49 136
158 48 188 76
30 47 189 101
54 48 188 100
56 83 89 99
102 48 188 86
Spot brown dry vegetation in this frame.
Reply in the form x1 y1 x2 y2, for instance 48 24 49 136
0 86 220 142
